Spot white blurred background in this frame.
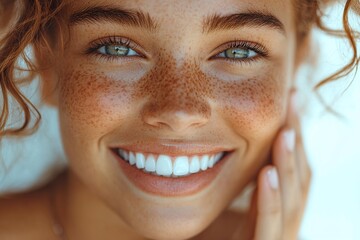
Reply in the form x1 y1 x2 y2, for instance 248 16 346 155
0 3 359 240
298 4 360 239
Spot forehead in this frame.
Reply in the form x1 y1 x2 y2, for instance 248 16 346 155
64 0 295 34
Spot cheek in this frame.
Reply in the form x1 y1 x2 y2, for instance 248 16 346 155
58 69 133 137
217 75 287 137
58 61 288 141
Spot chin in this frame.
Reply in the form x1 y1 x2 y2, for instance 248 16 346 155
132 216 209 240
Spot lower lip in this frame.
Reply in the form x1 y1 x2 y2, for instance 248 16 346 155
113 151 230 197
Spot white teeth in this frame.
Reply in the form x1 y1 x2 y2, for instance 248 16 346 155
136 153 145 169
118 149 128 161
156 155 173 176
123 151 129 161
189 156 200 173
200 155 209 171
173 156 190 176
214 152 223 163
208 155 215 168
129 152 136 165
117 149 226 178
145 155 156 172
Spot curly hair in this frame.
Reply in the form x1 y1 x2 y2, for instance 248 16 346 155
0 0 359 136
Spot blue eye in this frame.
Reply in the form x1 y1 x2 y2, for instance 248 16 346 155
217 47 258 59
97 45 139 57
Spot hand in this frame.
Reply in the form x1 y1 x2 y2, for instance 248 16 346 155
248 92 312 240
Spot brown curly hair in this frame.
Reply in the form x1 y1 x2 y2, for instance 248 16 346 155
0 0 359 137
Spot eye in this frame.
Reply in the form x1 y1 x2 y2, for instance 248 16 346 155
212 41 268 62
85 36 143 60
97 45 139 57
217 47 257 59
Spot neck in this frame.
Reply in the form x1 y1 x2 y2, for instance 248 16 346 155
53 170 144 240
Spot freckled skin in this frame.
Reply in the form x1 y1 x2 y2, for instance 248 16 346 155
217 76 283 133
60 54 283 140
42 0 297 239
60 69 133 130
136 55 213 122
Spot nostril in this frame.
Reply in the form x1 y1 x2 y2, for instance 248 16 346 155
142 110 210 132
151 121 170 128
140 98 211 132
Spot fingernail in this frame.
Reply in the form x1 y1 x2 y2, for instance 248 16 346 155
267 167 279 190
284 129 295 152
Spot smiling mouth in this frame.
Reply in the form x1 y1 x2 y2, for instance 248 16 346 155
115 149 228 178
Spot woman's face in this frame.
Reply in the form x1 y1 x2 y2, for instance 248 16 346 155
46 0 297 239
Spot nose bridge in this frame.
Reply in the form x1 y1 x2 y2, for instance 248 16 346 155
138 61 212 131
160 65 208 113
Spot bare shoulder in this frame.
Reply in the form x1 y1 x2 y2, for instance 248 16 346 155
0 186 55 239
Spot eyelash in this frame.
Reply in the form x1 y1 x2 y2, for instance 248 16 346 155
212 40 269 64
85 36 268 64
86 36 142 61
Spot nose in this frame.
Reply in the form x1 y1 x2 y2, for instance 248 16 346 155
141 100 211 132
138 58 213 132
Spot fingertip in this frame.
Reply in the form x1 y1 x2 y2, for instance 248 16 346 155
255 166 283 239
288 89 299 112
257 166 280 207
283 128 295 153
272 128 295 167
267 167 279 190
285 89 300 129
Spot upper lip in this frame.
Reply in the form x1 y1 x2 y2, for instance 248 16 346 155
110 140 233 156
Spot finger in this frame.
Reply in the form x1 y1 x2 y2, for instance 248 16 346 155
254 166 282 240
287 91 312 192
278 90 311 239
272 128 305 239
272 128 300 216
248 185 258 231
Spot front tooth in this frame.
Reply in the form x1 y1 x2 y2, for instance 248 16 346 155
189 156 200 173
129 152 136 165
200 155 209 171
208 155 215 168
136 153 145 169
173 156 190 176
145 155 156 172
156 155 173 176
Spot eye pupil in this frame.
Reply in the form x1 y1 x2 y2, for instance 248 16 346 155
106 45 129 56
225 48 250 59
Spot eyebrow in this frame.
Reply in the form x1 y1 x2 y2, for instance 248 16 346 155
203 11 286 35
69 6 285 36
69 6 158 31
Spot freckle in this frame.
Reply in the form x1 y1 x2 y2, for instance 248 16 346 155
59 47 284 137
134 51 214 119
58 67 132 132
